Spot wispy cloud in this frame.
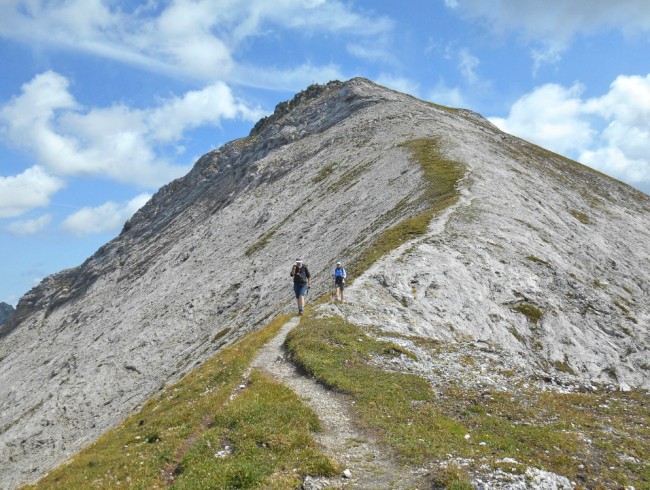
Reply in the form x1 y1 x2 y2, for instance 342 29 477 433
231 63 346 92
347 43 398 65
458 48 480 85
6 214 52 236
0 0 393 86
445 0 650 69
61 193 152 237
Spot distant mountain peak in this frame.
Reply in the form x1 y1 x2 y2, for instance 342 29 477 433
0 302 14 326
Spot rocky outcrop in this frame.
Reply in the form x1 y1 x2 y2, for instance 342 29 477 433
0 302 14 326
1 78 648 489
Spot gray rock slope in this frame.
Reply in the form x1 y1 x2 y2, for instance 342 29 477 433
0 78 648 488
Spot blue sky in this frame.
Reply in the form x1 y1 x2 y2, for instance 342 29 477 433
1 0 649 307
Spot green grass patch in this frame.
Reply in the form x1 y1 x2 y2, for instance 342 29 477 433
26 314 294 489
326 160 372 193
593 279 606 289
245 228 277 256
614 299 630 315
311 161 338 184
552 359 576 375
347 138 464 280
512 303 543 324
570 209 591 224
526 255 551 268
428 464 473 489
285 311 650 487
211 327 231 343
285 312 466 464
172 370 337 489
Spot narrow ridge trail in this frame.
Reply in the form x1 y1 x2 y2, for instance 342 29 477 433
246 317 425 489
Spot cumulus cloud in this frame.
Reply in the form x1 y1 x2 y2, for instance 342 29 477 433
445 0 650 67
146 83 263 142
61 193 152 237
0 166 64 218
489 83 594 155
489 74 650 189
0 71 260 188
6 214 52 236
580 74 650 185
0 0 392 85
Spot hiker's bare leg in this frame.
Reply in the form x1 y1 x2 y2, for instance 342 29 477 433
298 296 305 309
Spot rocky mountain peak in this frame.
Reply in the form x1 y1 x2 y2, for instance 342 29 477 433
1 78 648 489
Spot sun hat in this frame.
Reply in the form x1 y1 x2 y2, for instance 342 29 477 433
336 261 342 265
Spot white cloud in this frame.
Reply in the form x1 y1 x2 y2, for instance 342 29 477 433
490 74 650 189
0 0 393 86
458 48 480 85
489 83 594 155
6 214 52 236
580 74 650 184
447 0 650 41
0 71 260 188
0 166 64 219
446 0 650 68
531 42 565 76
146 82 264 142
61 193 151 237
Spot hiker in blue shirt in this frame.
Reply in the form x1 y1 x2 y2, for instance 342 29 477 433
290 257 311 315
333 261 346 302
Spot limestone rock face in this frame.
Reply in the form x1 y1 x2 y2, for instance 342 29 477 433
0 78 648 488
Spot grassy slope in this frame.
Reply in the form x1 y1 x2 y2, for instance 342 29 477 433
286 312 650 488
25 314 336 489
347 138 464 280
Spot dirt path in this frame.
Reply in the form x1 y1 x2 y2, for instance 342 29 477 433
246 317 425 489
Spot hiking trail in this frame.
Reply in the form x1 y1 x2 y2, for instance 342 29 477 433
245 317 426 489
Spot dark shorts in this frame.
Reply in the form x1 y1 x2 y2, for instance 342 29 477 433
335 277 344 289
294 283 308 298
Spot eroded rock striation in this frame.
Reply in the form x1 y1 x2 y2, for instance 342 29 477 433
0 78 648 488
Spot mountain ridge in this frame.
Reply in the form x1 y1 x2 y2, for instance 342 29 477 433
1 77 648 488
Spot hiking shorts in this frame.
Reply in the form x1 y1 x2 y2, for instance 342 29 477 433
335 277 345 289
294 283 308 298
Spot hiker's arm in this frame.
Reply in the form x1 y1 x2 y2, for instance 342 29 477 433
290 265 296 277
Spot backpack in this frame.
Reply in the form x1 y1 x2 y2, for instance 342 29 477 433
294 266 309 285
